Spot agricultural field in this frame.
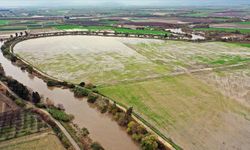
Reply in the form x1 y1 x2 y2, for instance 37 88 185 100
14 38 250 85
0 110 48 141
98 75 250 150
0 20 60 31
0 20 9 25
238 21 250 25
14 36 168 85
14 36 250 150
193 27 250 33
210 23 250 29
194 64 250 107
0 130 65 150
55 25 170 35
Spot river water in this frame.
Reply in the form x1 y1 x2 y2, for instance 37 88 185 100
0 42 139 150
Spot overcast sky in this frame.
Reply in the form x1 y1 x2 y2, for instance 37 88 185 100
1 0 250 7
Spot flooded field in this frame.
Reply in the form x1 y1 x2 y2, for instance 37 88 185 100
15 36 165 85
11 36 250 150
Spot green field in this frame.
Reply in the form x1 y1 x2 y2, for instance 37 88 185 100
193 27 250 33
237 21 250 25
55 25 170 35
0 20 9 25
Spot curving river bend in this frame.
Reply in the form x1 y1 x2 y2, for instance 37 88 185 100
0 42 139 150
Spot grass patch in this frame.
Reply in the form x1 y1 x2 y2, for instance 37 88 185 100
47 108 73 122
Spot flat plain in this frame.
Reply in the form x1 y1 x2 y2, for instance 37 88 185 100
14 36 250 150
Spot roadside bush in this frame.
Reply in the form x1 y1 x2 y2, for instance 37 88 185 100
73 86 90 97
87 93 99 103
48 108 74 122
15 99 26 107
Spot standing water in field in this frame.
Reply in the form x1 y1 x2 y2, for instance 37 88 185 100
0 42 139 150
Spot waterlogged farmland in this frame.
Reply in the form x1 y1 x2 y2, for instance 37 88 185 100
15 36 167 85
14 36 250 150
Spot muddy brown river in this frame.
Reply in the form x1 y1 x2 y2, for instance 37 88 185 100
0 42 139 150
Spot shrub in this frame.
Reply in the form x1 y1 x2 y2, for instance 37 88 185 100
87 93 98 103
132 133 143 142
26 65 33 73
79 82 85 87
48 108 74 122
127 121 147 135
91 142 104 150
81 127 89 137
127 121 137 134
96 99 108 113
108 102 119 115
141 135 158 150
117 112 131 127
35 102 46 108
15 99 26 107
85 83 96 89
47 80 60 87
73 86 90 97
